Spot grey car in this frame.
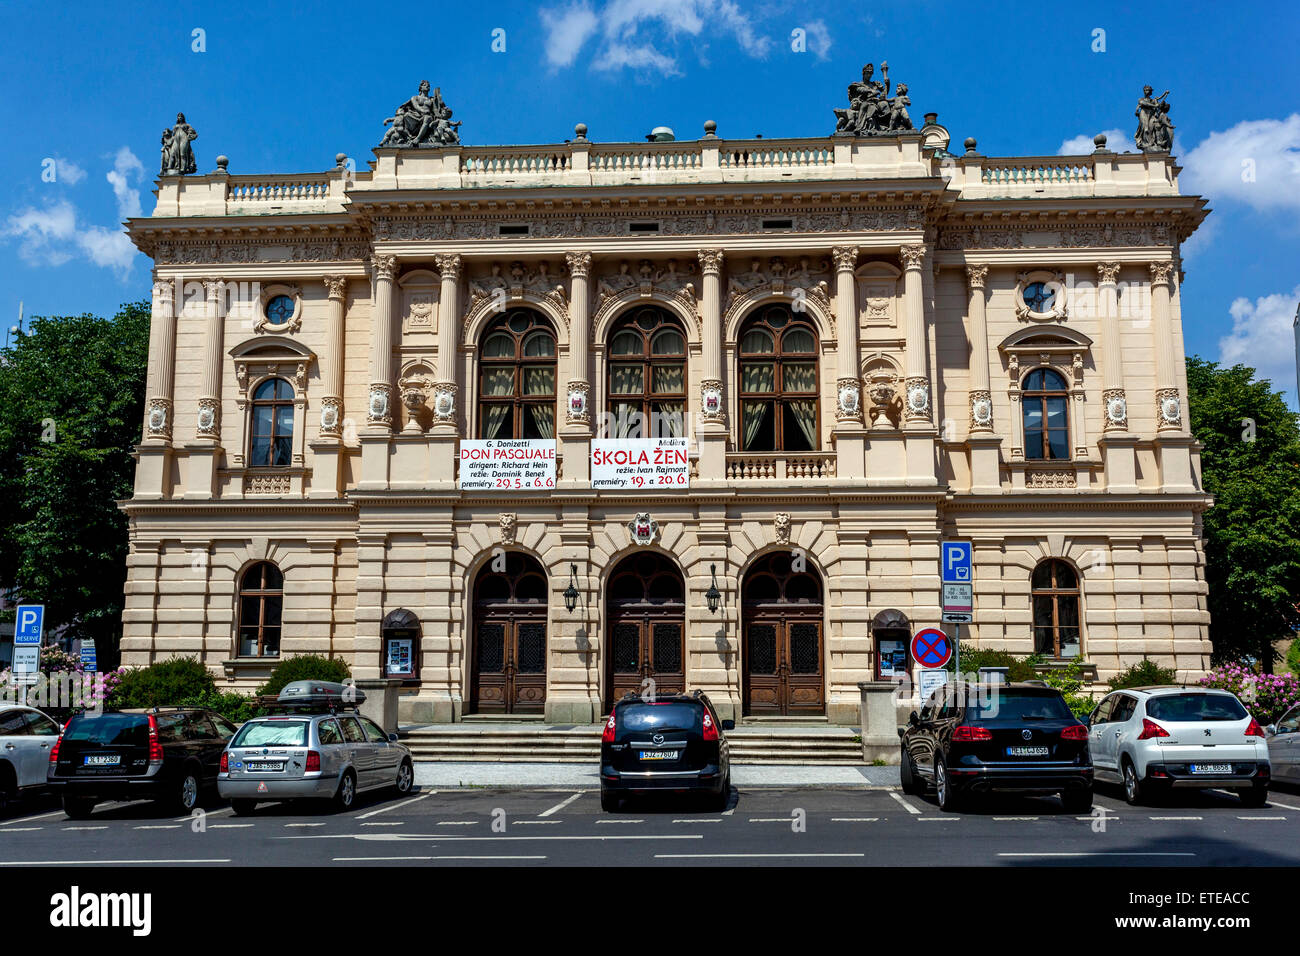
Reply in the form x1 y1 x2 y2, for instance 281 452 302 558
218 712 414 814
1267 704 1300 784
0 703 61 809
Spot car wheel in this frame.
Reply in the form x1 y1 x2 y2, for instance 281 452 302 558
230 799 257 816
62 796 97 820
1121 758 1147 806
935 757 962 812
174 769 202 812
0 764 16 814
899 747 924 795
1061 789 1093 813
1239 786 1268 808
394 760 414 795
600 787 620 812
333 771 357 812
709 773 731 812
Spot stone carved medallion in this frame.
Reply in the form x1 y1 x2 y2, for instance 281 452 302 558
196 399 219 437
1103 388 1128 429
367 385 392 426
905 378 931 418
567 383 590 424
836 378 862 420
700 379 724 423
1157 388 1182 428
147 399 170 437
499 513 517 546
432 383 457 423
774 513 792 546
319 397 342 436
969 390 993 429
628 512 659 547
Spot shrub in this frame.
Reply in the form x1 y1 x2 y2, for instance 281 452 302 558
109 657 217 709
1199 662 1300 724
945 647 1039 683
1038 658 1095 718
1109 658 1180 691
177 690 260 724
1287 640 1300 677
257 655 352 697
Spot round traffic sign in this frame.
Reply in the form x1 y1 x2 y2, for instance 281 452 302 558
911 628 952 669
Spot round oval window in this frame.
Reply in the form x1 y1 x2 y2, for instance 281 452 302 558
266 294 295 324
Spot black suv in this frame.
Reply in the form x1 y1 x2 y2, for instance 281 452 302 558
899 682 1093 812
600 691 733 811
48 708 238 818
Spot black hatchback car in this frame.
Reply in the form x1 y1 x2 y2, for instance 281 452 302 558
600 691 733 811
48 708 238 818
899 682 1093 812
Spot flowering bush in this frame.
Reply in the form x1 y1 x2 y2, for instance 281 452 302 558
0 646 127 714
1199 663 1300 724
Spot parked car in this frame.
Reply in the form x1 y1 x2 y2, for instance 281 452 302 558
217 681 413 815
48 707 238 818
1088 686 1270 806
0 703 62 810
599 690 732 812
899 681 1094 812
1267 704 1300 785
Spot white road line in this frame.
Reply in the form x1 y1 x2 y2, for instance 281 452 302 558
435 821 478 826
747 817 796 823
999 852 1194 858
1076 815 1124 822
595 818 644 825
538 792 583 817
672 818 722 824
332 855 546 862
285 823 325 828
722 805 736 816
0 859 233 866
993 816 1039 821
0 827 43 832
1150 816 1202 821
656 853 865 859
831 817 879 822
134 825 182 830
360 822 405 827
511 820 560 826
62 826 108 831
173 807 234 823
0 810 66 827
355 791 431 819
917 817 960 822
280 833 703 842
1265 799 1300 811
888 791 923 815
1237 816 1286 821
210 824 254 829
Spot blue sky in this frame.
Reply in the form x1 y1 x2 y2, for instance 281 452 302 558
2 0 1298 401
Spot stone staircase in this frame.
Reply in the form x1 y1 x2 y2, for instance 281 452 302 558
401 722 865 765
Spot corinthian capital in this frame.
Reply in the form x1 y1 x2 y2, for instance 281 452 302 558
899 244 927 271
370 254 399 281
152 278 175 305
1096 262 1121 285
697 249 725 275
565 251 593 278
201 277 224 298
1148 261 1174 287
435 253 462 280
831 246 859 273
965 264 989 289
323 274 348 300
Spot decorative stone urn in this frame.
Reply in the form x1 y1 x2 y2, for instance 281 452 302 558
867 375 898 427
399 376 431 433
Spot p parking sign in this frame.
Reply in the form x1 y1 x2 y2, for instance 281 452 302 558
941 542 972 584
14 604 44 646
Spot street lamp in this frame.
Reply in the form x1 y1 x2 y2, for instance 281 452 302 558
564 563 579 613
705 564 721 614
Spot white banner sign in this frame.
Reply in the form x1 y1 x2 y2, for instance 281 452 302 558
459 439 557 491
591 437 690 490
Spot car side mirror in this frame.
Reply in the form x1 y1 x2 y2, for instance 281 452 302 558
908 711 919 726
1265 724 1277 736
721 719 735 731
388 733 399 742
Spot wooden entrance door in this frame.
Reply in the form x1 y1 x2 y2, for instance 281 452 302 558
471 553 548 714
604 554 686 712
742 553 825 716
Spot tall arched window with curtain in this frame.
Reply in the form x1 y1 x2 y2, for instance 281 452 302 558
478 309 556 440
738 305 819 452
249 378 294 467
1022 368 1070 461
606 307 687 438
1032 559 1081 659
237 562 283 658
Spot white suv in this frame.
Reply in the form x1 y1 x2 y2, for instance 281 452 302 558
1088 686 1270 806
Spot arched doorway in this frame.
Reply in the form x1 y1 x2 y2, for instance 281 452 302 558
605 553 686 712
742 552 825 716
470 552 548 714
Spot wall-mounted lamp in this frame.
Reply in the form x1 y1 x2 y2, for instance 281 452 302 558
706 564 721 614
564 563 579 613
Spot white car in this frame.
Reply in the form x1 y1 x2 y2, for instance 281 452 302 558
1266 704 1300 784
0 703 62 810
1088 686 1270 806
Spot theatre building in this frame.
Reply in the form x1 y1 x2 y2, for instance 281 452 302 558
122 74 1212 724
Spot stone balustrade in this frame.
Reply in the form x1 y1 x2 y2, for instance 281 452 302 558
725 452 837 481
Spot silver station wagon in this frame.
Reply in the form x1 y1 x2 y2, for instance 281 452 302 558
217 682 414 814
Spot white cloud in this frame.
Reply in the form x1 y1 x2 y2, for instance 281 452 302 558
1217 284 1300 389
1057 128 1128 156
802 19 831 60
1181 115 1300 212
540 0 773 75
53 157 87 185
4 147 143 277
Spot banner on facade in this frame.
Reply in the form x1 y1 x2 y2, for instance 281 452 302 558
591 437 690 490
459 439 557 491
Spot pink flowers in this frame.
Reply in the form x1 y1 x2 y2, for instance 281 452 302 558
1200 665 1300 724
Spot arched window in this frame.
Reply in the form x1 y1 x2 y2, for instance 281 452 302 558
478 309 556 440
1032 559 1080 659
606 307 687 438
250 378 294 467
1022 368 1069 461
739 306 819 452
237 562 283 658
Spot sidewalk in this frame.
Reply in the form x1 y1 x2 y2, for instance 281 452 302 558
413 762 901 789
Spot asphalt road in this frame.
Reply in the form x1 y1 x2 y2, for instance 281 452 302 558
3 782 1299 867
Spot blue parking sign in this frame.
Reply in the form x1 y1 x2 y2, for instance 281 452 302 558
14 604 44 646
941 542 972 584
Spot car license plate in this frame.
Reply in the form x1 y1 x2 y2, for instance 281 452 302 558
1190 763 1232 774
638 750 680 761
83 755 120 766
1006 746 1049 757
244 761 285 772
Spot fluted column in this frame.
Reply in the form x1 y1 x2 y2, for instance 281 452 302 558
900 244 931 425
832 246 862 423
195 277 224 440
365 254 398 432
1097 263 1128 432
319 275 347 439
1150 261 1182 432
966 265 993 432
145 276 177 442
564 251 592 428
697 249 726 431
432 253 462 434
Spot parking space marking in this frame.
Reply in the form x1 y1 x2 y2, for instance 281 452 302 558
360 822 405 827
1237 816 1286 821
1266 800 1300 811
672 818 722 824
284 823 325 828
210 824 254 829
0 827 43 832
332 855 546 862
538 792 583 817
173 807 233 823
135 825 181 830
1150 816 1202 821
435 820 478 826
888 791 923 815
0 859 233 866
595 818 643 824
831 817 879 822
62 826 107 831
999 852 1195 858
356 792 430 819
748 817 796 823
279 833 704 842
656 852 865 860
0 810 66 827
510 820 560 825
917 817 960 822
992 816 1039 821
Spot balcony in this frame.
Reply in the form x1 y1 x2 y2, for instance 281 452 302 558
725 452 837 481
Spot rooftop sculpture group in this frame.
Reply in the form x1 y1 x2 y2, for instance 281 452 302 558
160 112 198 176
379 81 462 148
1134 86 1174 153
833 62 913 136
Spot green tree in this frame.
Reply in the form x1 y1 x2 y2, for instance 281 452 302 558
1186 357 1300 671
0 301 150 665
